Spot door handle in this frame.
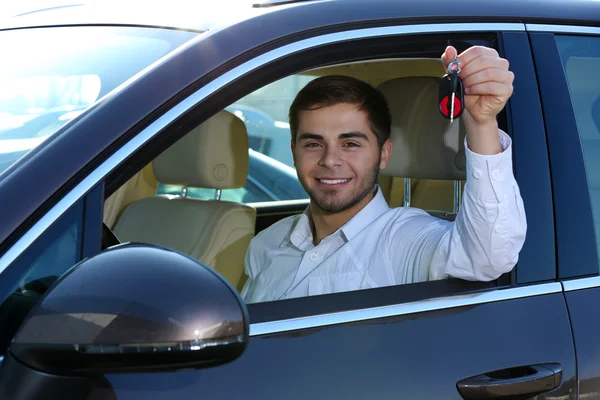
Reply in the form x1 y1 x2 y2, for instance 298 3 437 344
457 363 562 400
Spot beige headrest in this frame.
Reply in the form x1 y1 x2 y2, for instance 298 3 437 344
153 110 249 189
378 77 466 180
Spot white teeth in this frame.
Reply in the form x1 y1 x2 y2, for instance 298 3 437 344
319 179 349 184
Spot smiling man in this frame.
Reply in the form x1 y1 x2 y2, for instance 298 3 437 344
241 46 527 303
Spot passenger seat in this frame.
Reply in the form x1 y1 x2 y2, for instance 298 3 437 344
113 110 256 291
377 77 466 219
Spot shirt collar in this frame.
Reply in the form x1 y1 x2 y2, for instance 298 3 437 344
281 185 390 248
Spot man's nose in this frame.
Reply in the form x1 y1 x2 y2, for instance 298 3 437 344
318 145 343 168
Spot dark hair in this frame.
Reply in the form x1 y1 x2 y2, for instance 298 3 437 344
289 75 391 149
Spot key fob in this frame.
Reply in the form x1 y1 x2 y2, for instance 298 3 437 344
438 72 464 120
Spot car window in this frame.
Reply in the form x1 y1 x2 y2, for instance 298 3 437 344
0 26 198 176
0 201 84 356
231 74 317 168
103 29 526 322
556 35 600 262
156 76 316 203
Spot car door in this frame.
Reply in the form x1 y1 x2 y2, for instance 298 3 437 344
0 16 577 400
97 23 574 400
529 24 600 399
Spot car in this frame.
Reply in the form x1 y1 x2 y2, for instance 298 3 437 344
0 0 599 399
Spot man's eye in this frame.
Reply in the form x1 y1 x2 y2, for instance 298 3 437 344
344 142 360 147
305 142 321 148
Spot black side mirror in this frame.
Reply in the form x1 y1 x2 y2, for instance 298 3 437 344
0 243 249 400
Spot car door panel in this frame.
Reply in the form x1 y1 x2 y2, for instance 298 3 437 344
501 32 557 284
101 290 576 399
563 284 600 399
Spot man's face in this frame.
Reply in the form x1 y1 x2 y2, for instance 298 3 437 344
292 102 391 214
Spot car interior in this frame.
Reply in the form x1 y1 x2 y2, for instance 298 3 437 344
102 57 469 294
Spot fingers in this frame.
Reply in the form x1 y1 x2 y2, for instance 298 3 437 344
442 46 500 71
464 81 514 98
457 46 500 68
461 67 514 89
441 46 458 70
452 46 513 97
459 54 510 80
442 45 514 102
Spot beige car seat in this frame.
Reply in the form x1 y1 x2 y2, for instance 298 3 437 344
113 110 256 291
378 77 467 218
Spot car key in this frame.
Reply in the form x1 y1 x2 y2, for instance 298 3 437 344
438 57 464 123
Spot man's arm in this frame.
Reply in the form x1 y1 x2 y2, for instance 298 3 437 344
427 129 526 281
385 46 526 283
434 45 525 280
384 129 526 284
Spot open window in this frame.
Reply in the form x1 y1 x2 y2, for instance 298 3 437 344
102 30 512 323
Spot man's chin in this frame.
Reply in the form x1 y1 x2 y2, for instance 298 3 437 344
309 184 376 214
311 195 356 214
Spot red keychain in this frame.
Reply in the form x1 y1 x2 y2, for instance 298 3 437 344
438 58 464 123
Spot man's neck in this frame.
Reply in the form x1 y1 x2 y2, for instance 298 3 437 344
309 187 377 246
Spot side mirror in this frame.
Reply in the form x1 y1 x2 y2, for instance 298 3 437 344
0 243 249 400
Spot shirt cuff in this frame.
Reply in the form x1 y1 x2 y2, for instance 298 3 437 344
464 129 515 202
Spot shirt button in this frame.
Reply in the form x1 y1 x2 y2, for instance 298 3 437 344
491 170 501 181
472 170 482 179
309 252 318 261
494 225 503 234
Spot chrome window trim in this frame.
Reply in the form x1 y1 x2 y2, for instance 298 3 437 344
526 24 600 35
248 198 310 208
0 22 524 277
249 282 562 336
562 276 600 292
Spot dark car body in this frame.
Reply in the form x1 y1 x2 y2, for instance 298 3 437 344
0 1 600 399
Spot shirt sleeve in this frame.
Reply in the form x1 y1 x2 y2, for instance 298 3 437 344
387 129 527 283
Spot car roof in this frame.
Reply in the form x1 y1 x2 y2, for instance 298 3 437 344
1 0 599 33
0 0 267 32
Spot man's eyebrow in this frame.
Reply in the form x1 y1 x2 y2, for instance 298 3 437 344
339 132 369 140
297 133 324 141
297 132 369 141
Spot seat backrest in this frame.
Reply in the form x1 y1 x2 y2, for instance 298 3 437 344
113 110 256 291
377 76 467 216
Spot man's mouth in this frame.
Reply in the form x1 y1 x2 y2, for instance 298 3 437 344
316 178 351 185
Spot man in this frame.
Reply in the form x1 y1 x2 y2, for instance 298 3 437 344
241 45 526 303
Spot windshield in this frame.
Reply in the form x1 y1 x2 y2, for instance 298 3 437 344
0 25 198 175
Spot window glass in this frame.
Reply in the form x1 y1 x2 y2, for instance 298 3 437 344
0 26 198 176
231 74 316 168
556 35 600 260
156 75 315 203
0 201 84 355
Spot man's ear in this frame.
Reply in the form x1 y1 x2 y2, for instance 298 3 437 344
379 139 392 170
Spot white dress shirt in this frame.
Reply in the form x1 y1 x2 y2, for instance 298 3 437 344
241 130 527 304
